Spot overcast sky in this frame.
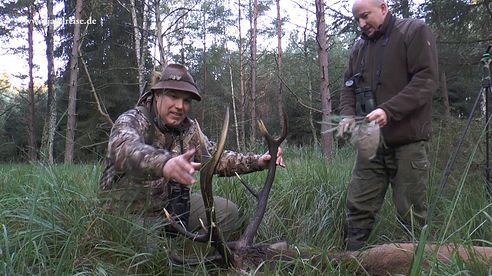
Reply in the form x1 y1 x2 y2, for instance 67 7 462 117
0 0 425 89
0 0 348 88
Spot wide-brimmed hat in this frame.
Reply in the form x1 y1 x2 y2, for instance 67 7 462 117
151 64 201 101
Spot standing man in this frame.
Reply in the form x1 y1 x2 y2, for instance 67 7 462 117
338 0 438 250
99 64 284 239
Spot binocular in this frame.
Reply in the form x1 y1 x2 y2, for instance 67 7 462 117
345 73 376 116
355 87 376 116
166 181 191 228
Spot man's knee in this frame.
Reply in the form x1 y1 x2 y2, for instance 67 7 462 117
214 196 239 233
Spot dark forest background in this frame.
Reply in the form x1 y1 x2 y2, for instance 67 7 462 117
0 0 491 163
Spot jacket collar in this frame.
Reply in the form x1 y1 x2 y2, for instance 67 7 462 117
361 12 395 41
154 116 190 136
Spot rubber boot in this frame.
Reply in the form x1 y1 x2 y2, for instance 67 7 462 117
345 228 371 251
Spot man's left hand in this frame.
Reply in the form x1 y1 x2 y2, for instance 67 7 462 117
258 147 285 169
366 108 388 127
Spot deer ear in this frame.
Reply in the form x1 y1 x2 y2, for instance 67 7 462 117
151 71 161 86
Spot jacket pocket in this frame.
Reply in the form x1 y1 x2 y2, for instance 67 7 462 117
411 159 430 170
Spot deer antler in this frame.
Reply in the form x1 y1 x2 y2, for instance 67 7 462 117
198 108 235 266
164 109 233 266
237 110 288 248
166 109 289 269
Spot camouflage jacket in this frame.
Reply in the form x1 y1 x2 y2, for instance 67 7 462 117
99 105 262 214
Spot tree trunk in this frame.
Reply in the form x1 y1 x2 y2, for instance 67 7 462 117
180 18 185 64
41 0 57 163
249 0 258 145
64 0 84 164
481 83 487 119
154 0 166 69
141 0 149 76
229 57 241 150
222 9 241 151
304 11 319 145
27 1 37 161
238 0 246 150
201 10 207 127
400 0 411 18
130 0 145 95
276 0 285 125
440 70 451 120
316 0 333 160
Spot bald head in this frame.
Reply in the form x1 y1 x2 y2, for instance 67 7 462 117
352 0 388 38
352 0 386 11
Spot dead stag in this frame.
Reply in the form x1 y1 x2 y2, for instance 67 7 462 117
164 108 292 269
328 242 492 275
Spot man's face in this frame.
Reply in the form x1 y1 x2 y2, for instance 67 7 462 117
352 0 388 38
155 89 192 127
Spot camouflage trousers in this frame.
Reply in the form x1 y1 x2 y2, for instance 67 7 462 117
139 193 239 254
346 141 430 231
188 193 239 237
138 193 239 236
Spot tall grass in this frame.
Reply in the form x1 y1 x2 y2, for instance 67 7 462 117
1 121 491 274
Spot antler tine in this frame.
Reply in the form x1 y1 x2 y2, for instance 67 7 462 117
237 112 289 248
235 172 259 199
199 108 234 267
200 108 229 222
258 119 270 138
163 208 209 242
257 110 288 147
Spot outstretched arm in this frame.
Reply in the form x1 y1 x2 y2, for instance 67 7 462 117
162 148 201 185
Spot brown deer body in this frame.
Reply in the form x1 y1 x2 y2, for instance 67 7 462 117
330 242 492 275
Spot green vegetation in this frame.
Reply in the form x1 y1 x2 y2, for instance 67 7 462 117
1 130 491 274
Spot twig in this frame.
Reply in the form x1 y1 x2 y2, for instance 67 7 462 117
279 74 322 113
78 49 114 127
235 172 259 199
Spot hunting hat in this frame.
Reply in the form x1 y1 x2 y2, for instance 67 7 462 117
151 64 201 101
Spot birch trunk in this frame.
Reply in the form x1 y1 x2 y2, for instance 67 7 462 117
154 0 166 68
130 0 145 95
249 0 258 145
41 0 57 163
229 57 241 150
238 0 246 149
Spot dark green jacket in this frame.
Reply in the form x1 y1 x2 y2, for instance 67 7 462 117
340 13 439 146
